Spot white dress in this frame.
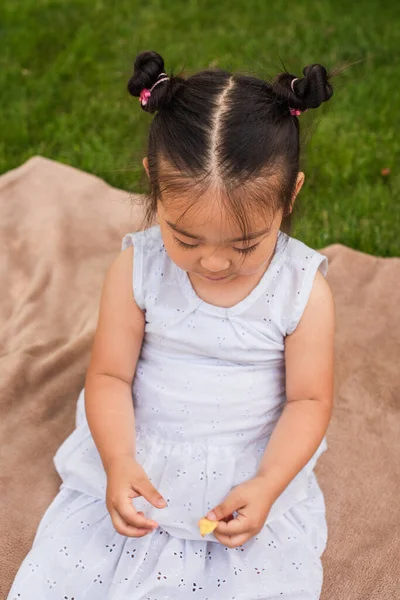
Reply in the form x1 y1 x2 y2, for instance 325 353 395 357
7 225 329 600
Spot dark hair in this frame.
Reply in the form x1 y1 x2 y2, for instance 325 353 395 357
127 50 334 236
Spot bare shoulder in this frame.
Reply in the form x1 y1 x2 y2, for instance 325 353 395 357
100 243 142 324
289 269 334 338
86 244 144 383
312 268 332 295
103 246 134 300
306 269 334 311
106 244 133 288
284 269 335 406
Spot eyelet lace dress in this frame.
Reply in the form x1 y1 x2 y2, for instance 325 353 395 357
7 226 329 600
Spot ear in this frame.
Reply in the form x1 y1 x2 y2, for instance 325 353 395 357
142 157 150 179
289 171 305 213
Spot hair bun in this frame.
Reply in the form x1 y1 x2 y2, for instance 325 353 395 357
293 64 333 109
127 50 171 113
272 63 333 115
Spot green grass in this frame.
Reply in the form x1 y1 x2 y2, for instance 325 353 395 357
1 0 399 255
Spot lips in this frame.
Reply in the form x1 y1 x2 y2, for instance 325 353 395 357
202 274 230 281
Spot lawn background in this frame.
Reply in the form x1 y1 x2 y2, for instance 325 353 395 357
1 0 399 256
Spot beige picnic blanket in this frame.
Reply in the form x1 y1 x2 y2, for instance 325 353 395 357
0 156 399 599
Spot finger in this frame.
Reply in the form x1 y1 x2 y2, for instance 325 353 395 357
111 509 154 538
135 477 167 510
214 530 251 549
215 513 250 537
207 488 244 522
222 513 234 523
115 500 158 530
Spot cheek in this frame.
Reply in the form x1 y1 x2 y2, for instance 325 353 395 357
238 243 276 274
238 256 265 274
162 234 198 269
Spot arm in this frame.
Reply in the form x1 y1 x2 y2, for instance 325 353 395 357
209 269 335 548
256 269 335 502
84 245 145 473
84 245 167 538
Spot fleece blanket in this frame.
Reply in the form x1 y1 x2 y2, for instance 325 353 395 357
0 156 399 599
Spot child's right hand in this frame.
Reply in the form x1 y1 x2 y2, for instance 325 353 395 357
105 454 167 537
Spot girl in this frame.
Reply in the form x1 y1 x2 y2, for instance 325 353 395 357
7 50 335 599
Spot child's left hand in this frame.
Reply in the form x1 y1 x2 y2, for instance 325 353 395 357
205 476 274 548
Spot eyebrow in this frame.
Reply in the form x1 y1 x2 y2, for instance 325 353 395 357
166 221 271 243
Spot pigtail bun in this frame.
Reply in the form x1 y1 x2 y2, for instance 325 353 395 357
272 64 333 114
127 50 185 113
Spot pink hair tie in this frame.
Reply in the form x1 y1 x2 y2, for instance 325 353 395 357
289 77 308 117
139 72 170 107
139 89 151 105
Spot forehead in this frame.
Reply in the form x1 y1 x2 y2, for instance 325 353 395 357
160 188 278 242
156 155 284 239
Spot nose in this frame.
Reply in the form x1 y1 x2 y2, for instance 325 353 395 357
200 250 231 273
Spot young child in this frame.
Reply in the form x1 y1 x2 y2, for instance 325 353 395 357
7 51 335 599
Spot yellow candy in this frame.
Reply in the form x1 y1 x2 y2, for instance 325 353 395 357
198 517 218 537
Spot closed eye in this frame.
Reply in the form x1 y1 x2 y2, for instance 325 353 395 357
233 243 260 255
174 234 259 254
173 235 199 249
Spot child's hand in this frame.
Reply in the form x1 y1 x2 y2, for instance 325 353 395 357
105 455 167 538
205 476 273 548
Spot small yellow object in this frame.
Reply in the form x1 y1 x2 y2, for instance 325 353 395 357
198 517 218 537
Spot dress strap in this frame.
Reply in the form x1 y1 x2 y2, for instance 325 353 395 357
285 251 328 335
121 230 146 310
